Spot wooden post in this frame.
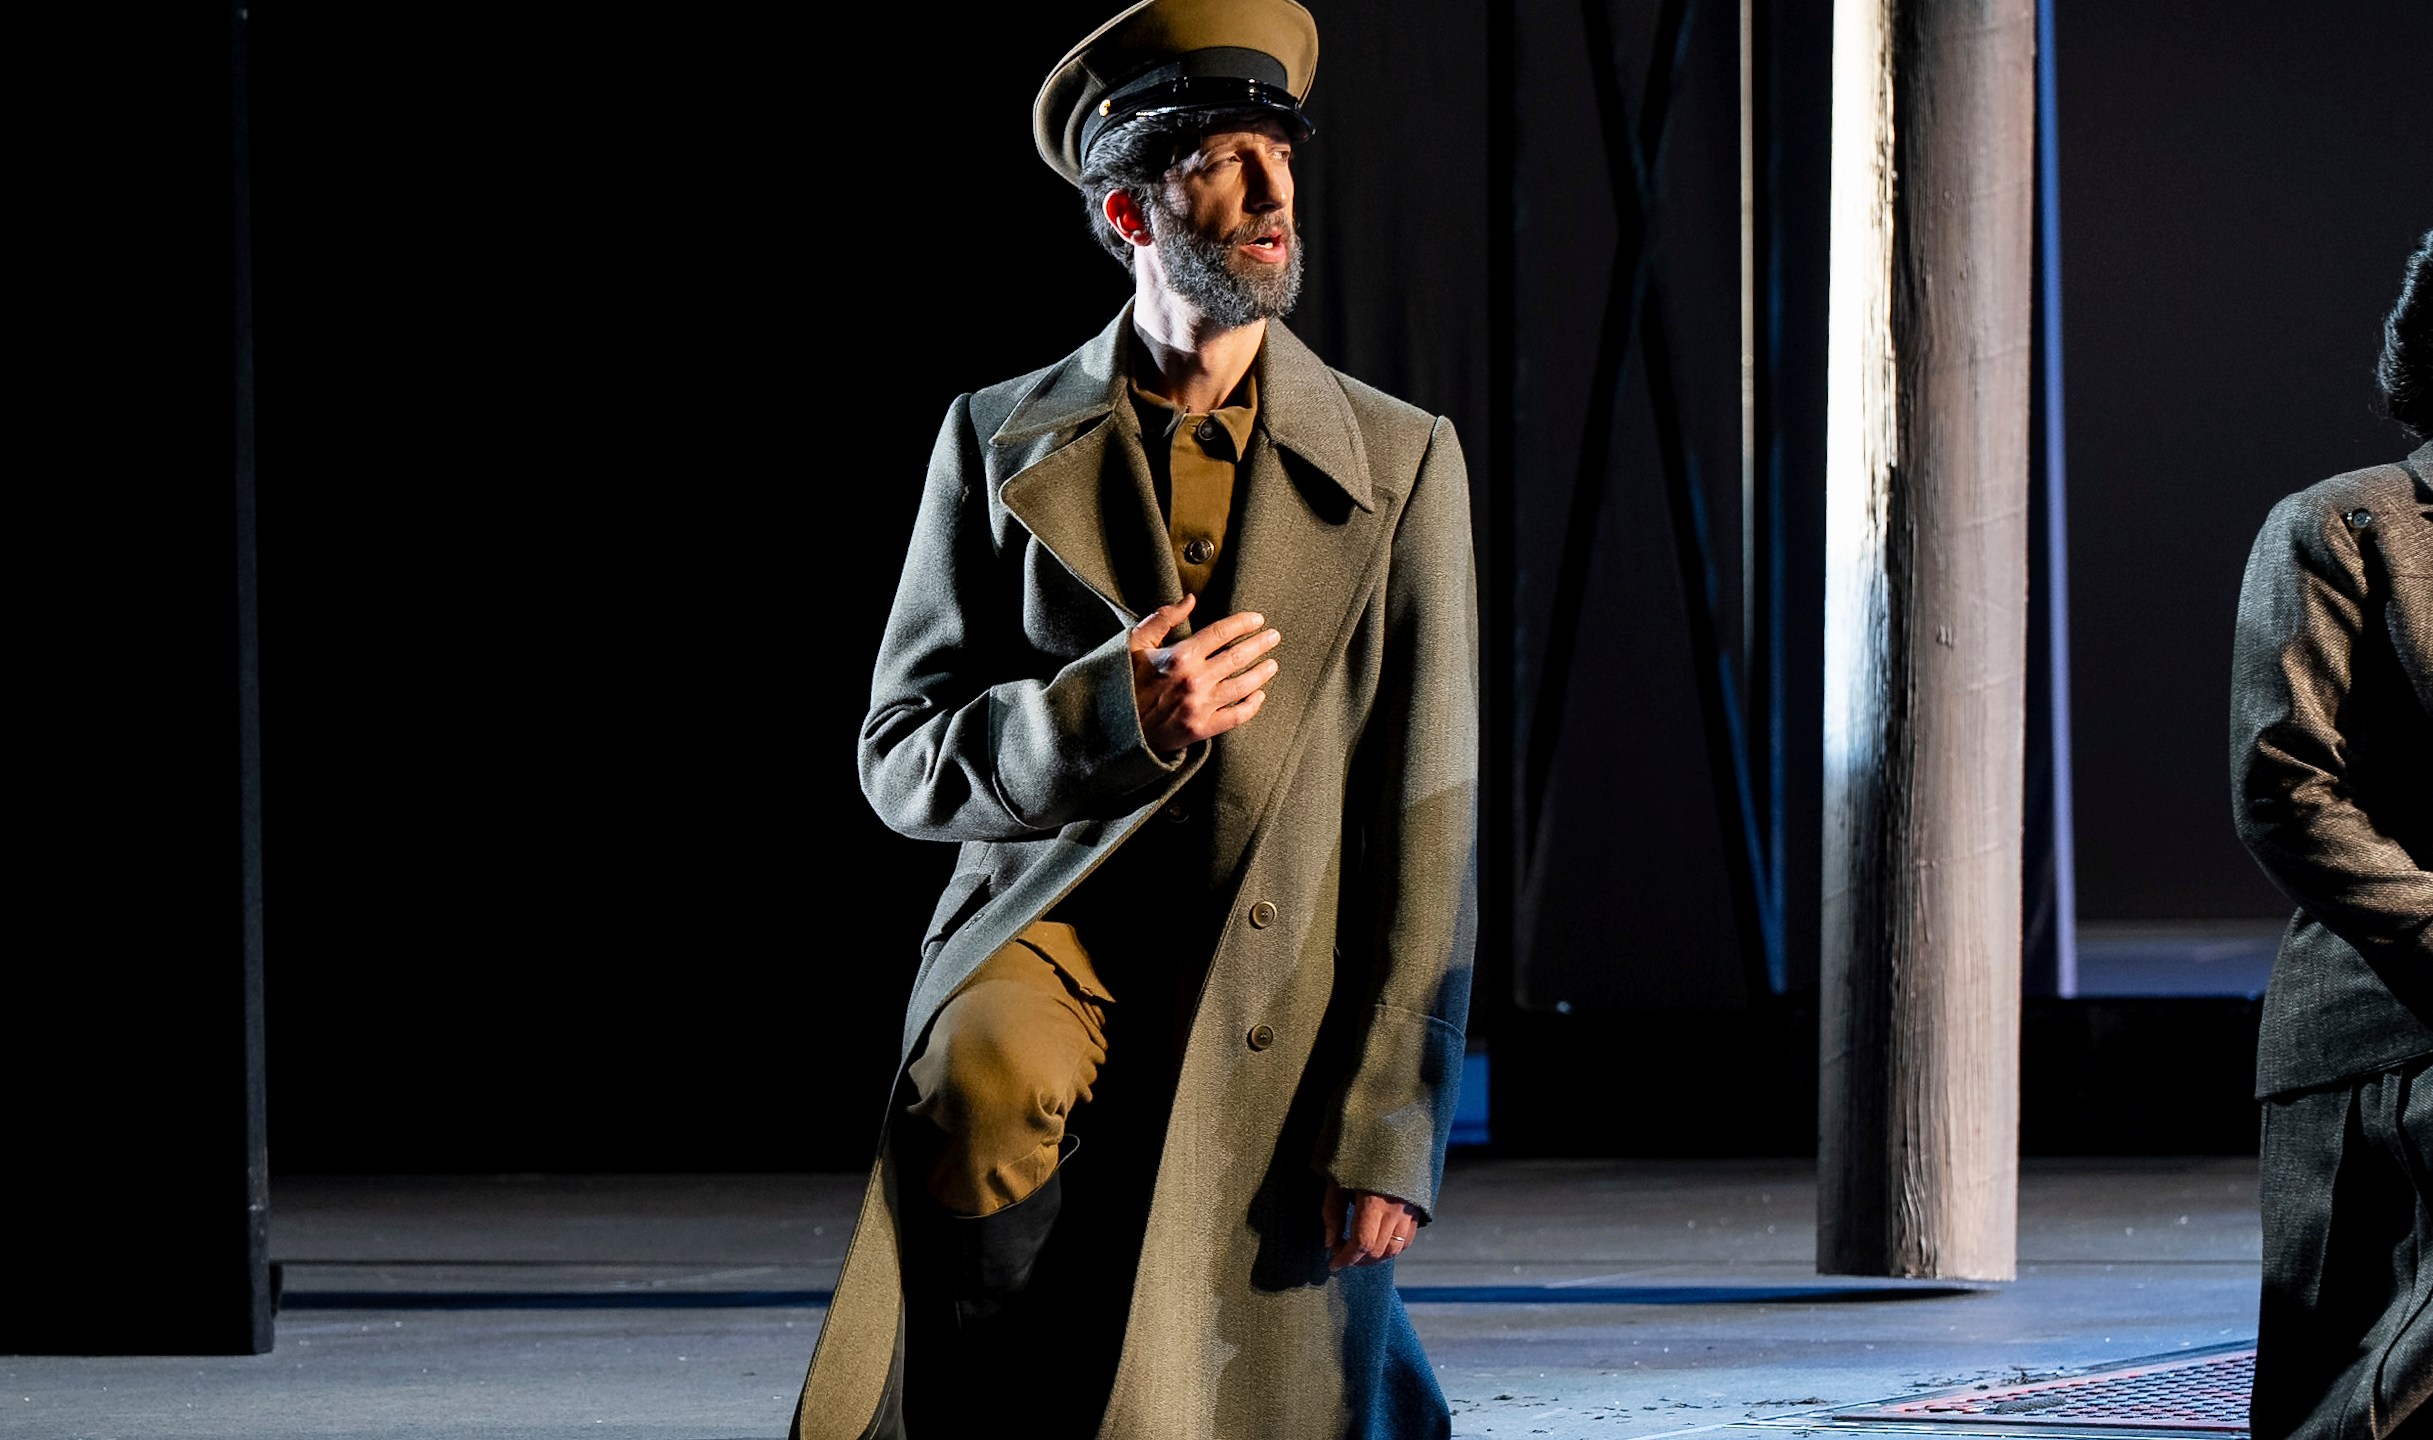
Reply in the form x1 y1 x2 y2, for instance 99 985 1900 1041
1818 0 2034 1281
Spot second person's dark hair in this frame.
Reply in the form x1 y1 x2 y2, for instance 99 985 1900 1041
2378 229 2433 442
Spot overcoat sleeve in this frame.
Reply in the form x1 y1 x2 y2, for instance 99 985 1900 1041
1318 416 1480 1222
2230 490 2433 966
860 397 1185 843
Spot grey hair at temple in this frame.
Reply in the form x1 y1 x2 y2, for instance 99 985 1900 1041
1077 107 1281 267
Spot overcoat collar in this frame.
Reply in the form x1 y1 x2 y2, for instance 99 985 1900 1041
2390 442 2433 578
1249 320 1376 514
992 307 1132 449
994 303 1374 512
994 306 1378 619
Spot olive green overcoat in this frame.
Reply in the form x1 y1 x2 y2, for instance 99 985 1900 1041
792 307 1478 1440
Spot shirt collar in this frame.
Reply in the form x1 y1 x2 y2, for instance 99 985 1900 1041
1127 351 1261 458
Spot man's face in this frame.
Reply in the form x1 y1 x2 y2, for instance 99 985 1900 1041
1145 119 1302 326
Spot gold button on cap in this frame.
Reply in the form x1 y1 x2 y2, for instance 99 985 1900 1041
1248 900 1277 928
1247 1023 1276 1051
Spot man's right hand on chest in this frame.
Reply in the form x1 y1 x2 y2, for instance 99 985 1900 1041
1128 594 1282 754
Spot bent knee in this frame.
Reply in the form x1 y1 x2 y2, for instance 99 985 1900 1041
910 983 1098 1130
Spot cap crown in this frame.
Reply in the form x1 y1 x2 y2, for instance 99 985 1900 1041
1033 0 1318 185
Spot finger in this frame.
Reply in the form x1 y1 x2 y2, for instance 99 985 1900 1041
1356 1195 1397 1259
1323 1183 1353 1270
1195 686 1268 740
1211 658 1279 707
1131 595 1195 650
1329 1186 1372 1271
1168 637 1270 702
1330 1228 1366 1271
1206 627 1282 676
1329 1194 1389 1268
1169 610 1266 665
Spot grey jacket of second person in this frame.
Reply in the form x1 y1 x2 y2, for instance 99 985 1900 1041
792 306 1479 1440
2232 441 2433 1098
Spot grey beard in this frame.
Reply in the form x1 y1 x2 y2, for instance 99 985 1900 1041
1150 208 1303 327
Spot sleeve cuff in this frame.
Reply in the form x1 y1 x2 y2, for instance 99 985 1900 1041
997 627 1187 827
1318 1003 1466 1221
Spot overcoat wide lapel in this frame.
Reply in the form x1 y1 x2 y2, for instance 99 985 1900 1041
992 310 1394 856
1212 321 1390 850
995 308 1180 622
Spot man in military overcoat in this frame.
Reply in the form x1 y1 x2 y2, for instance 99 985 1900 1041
791 2 1477 1436
2232 230 2432 1440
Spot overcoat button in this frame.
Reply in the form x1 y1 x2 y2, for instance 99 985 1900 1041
1247 1023 1276 1051
1163 801 1190 824
1195 418 1221 445
1184 537 1215 566
2345 507 2374 531
1248 900 1277 928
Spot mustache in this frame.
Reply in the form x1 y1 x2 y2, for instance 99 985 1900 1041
1221 213 1291 245
1154 201 1293 247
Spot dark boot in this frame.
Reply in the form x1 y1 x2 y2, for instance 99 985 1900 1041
946 1161 1065 1328
903 1142 1076 1436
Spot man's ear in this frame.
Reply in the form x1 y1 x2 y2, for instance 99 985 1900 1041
1103 189 1155 249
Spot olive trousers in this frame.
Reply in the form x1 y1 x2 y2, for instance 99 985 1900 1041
904 922 1113 1218
2254 1059 2433 1440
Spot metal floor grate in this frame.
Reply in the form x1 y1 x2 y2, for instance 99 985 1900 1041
1836 1348 2253 1432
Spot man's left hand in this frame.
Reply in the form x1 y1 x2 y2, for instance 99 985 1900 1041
1323 1181 1420 1270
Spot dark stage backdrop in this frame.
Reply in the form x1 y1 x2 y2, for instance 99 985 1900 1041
2055 0 2430 922
1495 0 2431 1016
248 1 1484 1172
1498 0 1831 1013
231 0 2424 1173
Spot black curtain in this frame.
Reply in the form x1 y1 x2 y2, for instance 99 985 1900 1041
248 0 1486 1172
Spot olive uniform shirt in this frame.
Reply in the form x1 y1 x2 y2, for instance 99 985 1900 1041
1130 372 1260 609
1028 362 1261 1054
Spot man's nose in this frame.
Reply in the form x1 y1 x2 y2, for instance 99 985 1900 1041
1246 156 1290 211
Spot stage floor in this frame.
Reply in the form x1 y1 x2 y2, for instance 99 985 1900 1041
5 1155 2263 1438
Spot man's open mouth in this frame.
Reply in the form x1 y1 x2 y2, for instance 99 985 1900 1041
1241 229 1290 261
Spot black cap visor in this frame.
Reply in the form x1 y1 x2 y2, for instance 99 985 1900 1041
1081 48 1314 165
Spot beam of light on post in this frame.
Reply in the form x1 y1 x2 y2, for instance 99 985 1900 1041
1818 0 2035 1285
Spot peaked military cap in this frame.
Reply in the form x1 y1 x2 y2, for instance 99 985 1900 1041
1033 0 1319 187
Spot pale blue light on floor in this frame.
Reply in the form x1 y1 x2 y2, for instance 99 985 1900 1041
2074 921 2281 997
